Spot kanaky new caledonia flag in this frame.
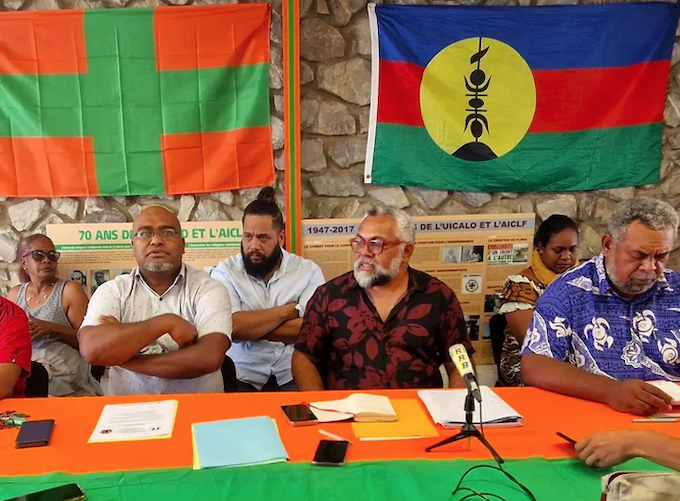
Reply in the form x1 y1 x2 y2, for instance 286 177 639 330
0 4 274 198
365 3 679 193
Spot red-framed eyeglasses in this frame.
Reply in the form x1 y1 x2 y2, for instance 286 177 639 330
349 237 403 254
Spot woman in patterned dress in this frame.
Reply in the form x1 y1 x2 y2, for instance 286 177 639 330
498 215 579 386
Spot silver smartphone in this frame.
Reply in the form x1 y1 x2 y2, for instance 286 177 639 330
281 404 318 426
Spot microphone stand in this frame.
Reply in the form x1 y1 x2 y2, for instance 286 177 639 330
425 391 504 464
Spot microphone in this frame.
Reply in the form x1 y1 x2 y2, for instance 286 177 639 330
449 344 482 402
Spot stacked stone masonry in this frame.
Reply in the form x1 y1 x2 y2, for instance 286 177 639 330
0 0 678 296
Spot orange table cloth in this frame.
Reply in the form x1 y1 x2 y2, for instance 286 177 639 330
1 387 679 476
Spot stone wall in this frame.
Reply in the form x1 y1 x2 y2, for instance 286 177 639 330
0 0 678 295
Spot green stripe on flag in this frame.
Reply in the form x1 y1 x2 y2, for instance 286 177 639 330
0 74 84 136
82 9 165 196
160 64 270 134
0 458 669 501
372 123 662 192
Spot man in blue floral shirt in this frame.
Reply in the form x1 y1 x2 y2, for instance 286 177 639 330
522 198 679 416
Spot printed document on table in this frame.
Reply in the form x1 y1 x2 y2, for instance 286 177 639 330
418 387 523 428
88 400 178 443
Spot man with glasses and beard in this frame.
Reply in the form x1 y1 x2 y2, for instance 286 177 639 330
78 207 232 395
522 198 680 418
292 206 472 390
211 187 324 391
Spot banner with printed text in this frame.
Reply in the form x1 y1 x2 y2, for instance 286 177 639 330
46 222 242 296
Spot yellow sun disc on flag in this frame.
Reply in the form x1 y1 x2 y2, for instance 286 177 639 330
420 37 536 161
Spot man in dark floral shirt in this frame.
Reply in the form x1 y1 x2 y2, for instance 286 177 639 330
293 207 473 390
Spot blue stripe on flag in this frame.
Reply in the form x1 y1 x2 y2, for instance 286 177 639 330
376 3 678 70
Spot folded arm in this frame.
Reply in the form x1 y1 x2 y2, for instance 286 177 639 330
31 319 79 349
120 333 230 379
231 304 298 342
264 318 303 344
78 315 175 366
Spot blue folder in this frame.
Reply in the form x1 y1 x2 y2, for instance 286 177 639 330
192 416 289 469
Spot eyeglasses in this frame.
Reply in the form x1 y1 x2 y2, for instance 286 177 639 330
26 250 60 262
132 228 180 240
349 237 403 255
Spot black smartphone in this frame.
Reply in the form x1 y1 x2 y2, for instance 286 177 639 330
281 405 318 426
312 439 350 466
556 432 576 447
15 420 55 449
2 483 85 501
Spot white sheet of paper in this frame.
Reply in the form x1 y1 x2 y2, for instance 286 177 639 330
418 386 523 427
88 400 178 443
309 397 354 423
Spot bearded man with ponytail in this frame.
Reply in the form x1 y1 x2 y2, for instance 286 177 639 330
212 187 325 392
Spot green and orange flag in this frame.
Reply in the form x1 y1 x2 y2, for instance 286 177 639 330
365 3 679 192
0 5 274 198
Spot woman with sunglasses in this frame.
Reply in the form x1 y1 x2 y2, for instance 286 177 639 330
7 235 102 396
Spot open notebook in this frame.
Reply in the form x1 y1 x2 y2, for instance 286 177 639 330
418 386 523 428
310 394 397 423
648 381 680 417
649 380 680 405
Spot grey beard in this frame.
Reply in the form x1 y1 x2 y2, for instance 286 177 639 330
144 262 175 273
605 256 656 296
353 252 403 289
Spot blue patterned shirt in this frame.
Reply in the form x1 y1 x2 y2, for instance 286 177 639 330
522 253 680 381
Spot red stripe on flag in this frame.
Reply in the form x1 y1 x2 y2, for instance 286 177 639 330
529 62 669 132
377 61 425 127
0 137 98 197
377 60 667 132
0 11 86 75
161 127 275 195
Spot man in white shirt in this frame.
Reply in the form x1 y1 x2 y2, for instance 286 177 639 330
211 187 324 391
78 207 232 395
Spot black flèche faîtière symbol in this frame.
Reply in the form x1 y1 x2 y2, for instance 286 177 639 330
453 37 498 162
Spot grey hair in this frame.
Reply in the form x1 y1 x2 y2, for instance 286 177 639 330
363 206 416 244
608 197 678 242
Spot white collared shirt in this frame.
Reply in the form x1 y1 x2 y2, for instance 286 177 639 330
211 250 324 389
81 264 232 395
